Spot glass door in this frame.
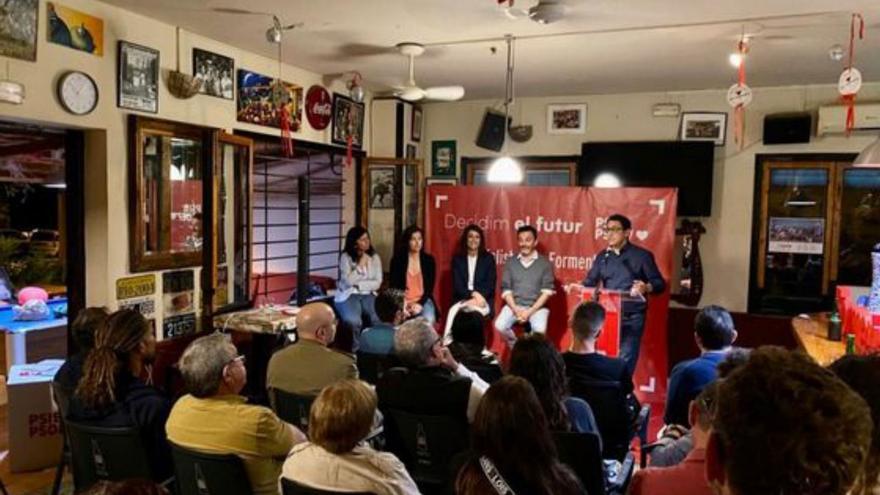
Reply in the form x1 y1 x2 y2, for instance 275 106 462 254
834 168 880 286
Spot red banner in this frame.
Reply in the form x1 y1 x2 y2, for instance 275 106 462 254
425 186 677 418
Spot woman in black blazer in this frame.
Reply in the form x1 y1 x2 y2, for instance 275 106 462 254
444 224 497 341
389 225 437 323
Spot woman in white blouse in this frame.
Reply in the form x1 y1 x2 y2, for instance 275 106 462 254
334 226 382 352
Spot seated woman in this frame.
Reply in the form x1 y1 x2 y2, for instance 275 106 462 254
509 334 599 435
334 226 382 352
68 309 172 481
282 379 419 495
445 224 496 340
390 226 437 324
455 376 583 495
448 310 502 384
54 306 109 409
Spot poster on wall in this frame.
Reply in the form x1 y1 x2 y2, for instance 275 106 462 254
331 93 365 148
369 167 395 209
236 69 303 130
47 2 103 56
117 41 159 113
0 0 38 62
163 314 196 339
431 140 456 177
163 270 195 316
768 217 825 254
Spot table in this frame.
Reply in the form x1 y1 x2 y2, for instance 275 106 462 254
0 298 68 373
791 313 846 366
213 305 298 334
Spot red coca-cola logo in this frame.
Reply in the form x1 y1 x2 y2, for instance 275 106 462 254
306 85 332 130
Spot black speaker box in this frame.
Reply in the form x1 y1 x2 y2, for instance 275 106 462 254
476 110 509 152
763 113 812 144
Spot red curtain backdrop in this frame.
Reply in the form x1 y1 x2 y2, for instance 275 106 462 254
425 185 677 415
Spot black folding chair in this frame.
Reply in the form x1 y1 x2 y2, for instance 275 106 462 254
280 477 374 495
50 381 72 495
170 441 254 495
269 388 316 432
554 431 635 495
356 352 399 385
65 420 159 492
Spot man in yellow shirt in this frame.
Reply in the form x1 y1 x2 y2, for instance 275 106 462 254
167 333 306 495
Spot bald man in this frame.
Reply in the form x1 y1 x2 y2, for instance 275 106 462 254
267 302 358 397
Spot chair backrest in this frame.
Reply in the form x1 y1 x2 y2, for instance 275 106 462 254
170 441 254 495
269 388 316 432
383 408 469 490
51 380 72 421
568 377 631 460
65 420 153 491
356 352 399 385
280 477 374 495
553 431 606 495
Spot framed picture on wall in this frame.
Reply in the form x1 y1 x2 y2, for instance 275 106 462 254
0 0 38 61
406 144 417 160
431 140 456 177
118 41 159 113
547 103 587 134
193 48 234 99
411 106 423 142
47 2 103 56
680 112 727 146
332 93 365 148
369 166 395 209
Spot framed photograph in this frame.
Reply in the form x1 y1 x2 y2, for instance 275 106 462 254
47 2 103 56
431 140 457 177
118 41 159 113
332 93 365 148
411 105 423 142
547 103 587 134
0 0 38 61
369 167 395 209
193 48 234 100
237 69 303 130
426 177 458 186
680 112 728 146
406 144 417 160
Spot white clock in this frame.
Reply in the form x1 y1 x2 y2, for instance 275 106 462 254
57 71 98 115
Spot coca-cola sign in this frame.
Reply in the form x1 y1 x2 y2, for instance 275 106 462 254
305 85 332 130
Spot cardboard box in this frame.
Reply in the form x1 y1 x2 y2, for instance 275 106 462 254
7 359 63 472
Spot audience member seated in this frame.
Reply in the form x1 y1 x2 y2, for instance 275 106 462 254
167 333 306 495
830 354 880 495
455 376 583 495
563 300 635 397
54 307 109 405
509 334 599 435
360 289 405 356
334 226 382 353
664 305 738 427
282 379 419 495
68 309 171 481
390 226 438 324
267 302 358 396
377 318 489 423
707 347 872 495
444 224 497 339
447 311 502 384
630 382 718 495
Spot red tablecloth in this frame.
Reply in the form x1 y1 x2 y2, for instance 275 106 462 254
837 286 880 354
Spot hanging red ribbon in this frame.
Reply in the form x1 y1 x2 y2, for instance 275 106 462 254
841 13 864 134
279 100 293 158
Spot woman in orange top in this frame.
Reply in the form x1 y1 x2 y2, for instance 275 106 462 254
389 226 437 324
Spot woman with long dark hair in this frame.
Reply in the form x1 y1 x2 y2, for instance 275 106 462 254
389 225 437 323
509 334 599 434
69 309 172 481
444 224 497 341
455 376 583 495
334 226 382 352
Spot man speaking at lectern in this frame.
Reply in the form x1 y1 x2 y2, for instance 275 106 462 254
582 214 665 376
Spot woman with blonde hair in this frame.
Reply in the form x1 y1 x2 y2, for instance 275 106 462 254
281 379 418 494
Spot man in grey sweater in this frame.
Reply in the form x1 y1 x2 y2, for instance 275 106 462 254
494 225 556 348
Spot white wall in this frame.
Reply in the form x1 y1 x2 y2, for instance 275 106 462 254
423 83 880 312
0 0 368 335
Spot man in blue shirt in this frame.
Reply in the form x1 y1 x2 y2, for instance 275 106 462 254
582 214 666 376
359 289 405 355
664 305 737 427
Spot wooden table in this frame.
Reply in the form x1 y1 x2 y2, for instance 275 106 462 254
213 305 298 334
791 313 846 366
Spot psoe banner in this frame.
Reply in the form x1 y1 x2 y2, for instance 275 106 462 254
425 185 676 416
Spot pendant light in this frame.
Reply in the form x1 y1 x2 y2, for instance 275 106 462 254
487 35 523 184
854 134 880 167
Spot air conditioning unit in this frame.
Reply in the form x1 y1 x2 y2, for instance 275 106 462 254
817 103 880 135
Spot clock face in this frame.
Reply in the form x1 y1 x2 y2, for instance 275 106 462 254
59 71 98 115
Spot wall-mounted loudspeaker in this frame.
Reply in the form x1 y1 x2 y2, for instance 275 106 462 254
476 110 509 151
763 113 812 144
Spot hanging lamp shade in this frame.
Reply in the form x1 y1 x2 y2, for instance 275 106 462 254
487 156 523 184
854 134 880 167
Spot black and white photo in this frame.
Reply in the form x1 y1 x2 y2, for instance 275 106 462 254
680 112 728 146
193 48 234 99
369 167 395 209
118 40 159 113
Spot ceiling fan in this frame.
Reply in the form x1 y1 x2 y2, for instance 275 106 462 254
394 42 465 102
500 0 567 25
211 7 303 43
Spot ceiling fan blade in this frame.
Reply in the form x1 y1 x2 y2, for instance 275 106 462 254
423 86 465 101
211 7 271 16
398 87 426 102
272 15 282 30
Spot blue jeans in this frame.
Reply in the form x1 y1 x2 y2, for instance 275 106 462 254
335 294 379 353
409 298 437 324
619 312 646 378
494 305 550 348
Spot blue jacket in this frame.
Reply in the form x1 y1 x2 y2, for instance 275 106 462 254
451 251 497 315
582 241 665 314
664 351 727 426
